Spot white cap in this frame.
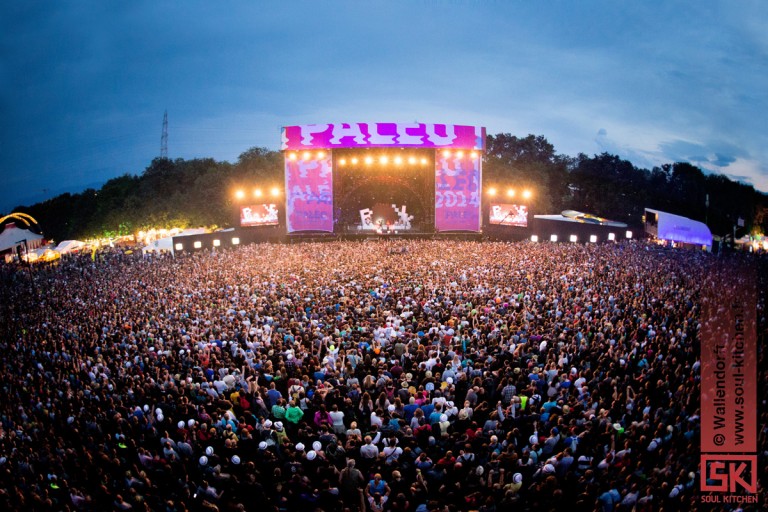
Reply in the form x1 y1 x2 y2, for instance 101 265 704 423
295 443 305 451
206 446 214 456
312 441 322 451
155 408 162 415
543 463 555 474
513 473 522 484
156 414 164 422
178 421 185 429
188 419 196 427
440 414 448 422
258 442 267 450
306 450 317 461
231 455 241 465
529 435 538 445
275 421 283 430
199 456 208 465
263 420 272 428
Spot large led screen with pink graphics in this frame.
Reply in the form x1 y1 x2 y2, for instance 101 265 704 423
435 153 481 232
282 123 485 151
285 154 333 232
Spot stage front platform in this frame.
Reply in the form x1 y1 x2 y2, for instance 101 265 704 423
285 231 484 243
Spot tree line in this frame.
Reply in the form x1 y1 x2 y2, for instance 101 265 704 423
9 134 768 242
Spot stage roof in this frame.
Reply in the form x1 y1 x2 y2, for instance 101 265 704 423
645 208 712 247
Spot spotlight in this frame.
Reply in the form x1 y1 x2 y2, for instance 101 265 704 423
317 151 326 159
589 235 597 243
288 153 297 161
194 241 202 249
550 234 558 242
379 156 389 165
394 156 403 165
420 157 428 165
470 151 478 159
569 235 577 243
522 190 532 199
235 190 245 200
213 239 221 247
456 150 464 158
530 235 539 242
608 233 616 241
625 230 633 239
270 187 281 197
339 158 347 166
254 189 263 198
302 151 312 161
232 237 240 245
487 187 497 197
351 157 359 165
408 156 417 165
506 189 515 198
442 150 452 158
365 156 373 165
174 243 183 251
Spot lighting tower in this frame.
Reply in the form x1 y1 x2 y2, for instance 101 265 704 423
160 110 168 159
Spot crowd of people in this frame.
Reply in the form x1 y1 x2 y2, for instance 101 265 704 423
0 239 765 511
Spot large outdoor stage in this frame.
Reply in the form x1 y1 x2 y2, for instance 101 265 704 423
279 123 486 237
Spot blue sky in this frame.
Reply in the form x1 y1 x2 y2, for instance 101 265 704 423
2 1 767 212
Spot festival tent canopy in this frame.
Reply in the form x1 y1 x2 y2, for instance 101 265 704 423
54 240 86 254
644 208 712 247
141 228 208 255
0 223 44 252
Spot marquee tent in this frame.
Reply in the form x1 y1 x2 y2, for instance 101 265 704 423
141 228 208 255
0 223 44 253
54 240 86 254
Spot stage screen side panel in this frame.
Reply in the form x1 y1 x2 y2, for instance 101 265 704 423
285 155 334 232
434 153 481 232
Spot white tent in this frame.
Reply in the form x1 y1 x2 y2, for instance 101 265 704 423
141 228 208 255
54 240 86 254
0 223 44 253
142 236 175 255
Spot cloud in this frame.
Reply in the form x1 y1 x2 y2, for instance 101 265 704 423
657 138 751 170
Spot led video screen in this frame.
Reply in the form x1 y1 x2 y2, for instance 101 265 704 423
285 154 334 232
359 203 414 231
240 204 279 227
489 203 528 227
435 153 481 231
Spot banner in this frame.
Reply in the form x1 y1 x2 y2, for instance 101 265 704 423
435 153 481 231
700 261 758 502
282 123 485 150
285 154 333 232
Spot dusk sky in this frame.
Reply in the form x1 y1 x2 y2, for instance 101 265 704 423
2 1 767 213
